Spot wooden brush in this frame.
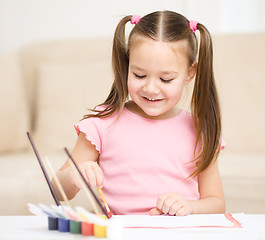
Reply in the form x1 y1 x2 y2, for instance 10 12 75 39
27 132 60 206
64 147 110 218
45 156 71 207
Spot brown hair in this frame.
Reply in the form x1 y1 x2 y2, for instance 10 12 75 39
83 10 222 176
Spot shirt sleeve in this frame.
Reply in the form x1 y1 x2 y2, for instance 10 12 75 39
74 117 102 153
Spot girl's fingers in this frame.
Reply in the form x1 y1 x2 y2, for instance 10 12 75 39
85 165 97 187
152 193 191 216
168 201 183 216
161 195 178 214
156 193 191 216
70 161 104 188
91 163 104 188
176 207 186 216
156 193 172 210
149 207 163 216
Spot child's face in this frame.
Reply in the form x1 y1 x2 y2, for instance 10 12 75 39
128 37 196 119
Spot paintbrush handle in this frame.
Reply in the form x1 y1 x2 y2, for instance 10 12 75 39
27 132 60 206
45 156 71 207
64 147 110 219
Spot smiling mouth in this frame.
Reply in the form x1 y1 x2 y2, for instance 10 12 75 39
143 97 162 102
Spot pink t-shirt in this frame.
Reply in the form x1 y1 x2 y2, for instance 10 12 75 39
75 107 222 215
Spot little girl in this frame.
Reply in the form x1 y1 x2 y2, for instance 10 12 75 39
53 10 226 216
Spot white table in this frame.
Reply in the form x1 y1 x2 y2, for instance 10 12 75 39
0 215 265 240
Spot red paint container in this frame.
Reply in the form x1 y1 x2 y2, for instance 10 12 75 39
81 222 94 236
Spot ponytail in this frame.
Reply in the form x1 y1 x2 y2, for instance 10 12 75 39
190 23 222 176
82 11 222 178
83 16 132 119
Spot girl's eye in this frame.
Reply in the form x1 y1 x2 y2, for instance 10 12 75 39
160 78 174 83
134 73 146 79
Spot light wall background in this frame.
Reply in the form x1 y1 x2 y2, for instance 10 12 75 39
0 0 265 215
0 0 264 55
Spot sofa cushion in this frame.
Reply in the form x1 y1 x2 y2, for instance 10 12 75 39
0 51 29 153
34 61 112 152
19 38 112 132
0 152 95 215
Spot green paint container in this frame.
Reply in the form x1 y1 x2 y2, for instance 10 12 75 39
70 220 81 234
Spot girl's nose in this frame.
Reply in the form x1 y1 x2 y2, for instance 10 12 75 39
142 79 160 94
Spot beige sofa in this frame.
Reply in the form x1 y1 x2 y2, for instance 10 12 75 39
0 34 265 215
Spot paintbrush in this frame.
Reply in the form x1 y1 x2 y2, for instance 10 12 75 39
64 147 110 219
45 156 71 207
97 187 112 217
27 132 60 207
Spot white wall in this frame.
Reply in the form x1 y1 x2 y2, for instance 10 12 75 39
220 0 265 33
0 0 264 55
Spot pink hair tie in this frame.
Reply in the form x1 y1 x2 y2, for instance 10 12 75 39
131 15 141 25
189 20 199 33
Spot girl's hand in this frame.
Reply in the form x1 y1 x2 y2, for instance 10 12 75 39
69 161 104 189
149 192 193 216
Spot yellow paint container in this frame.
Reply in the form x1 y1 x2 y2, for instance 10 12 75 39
93 215 107 238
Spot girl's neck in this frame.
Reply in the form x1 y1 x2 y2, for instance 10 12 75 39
125 101 181 120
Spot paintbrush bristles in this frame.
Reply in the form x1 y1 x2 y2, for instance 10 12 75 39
45 156 71 207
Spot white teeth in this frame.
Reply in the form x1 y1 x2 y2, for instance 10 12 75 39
146 97 156 101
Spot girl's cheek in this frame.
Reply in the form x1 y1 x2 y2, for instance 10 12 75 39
128 78 139 91
127 80 137 96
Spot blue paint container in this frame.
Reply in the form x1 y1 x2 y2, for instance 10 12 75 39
58 218 70 232
48 217 58 230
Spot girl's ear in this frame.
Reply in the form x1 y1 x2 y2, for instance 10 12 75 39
186 62 197 83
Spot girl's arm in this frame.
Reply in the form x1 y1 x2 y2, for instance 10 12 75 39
149 159 225 215
52 132 101 200
189 158 225 214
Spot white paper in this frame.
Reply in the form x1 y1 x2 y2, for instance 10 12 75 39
114 214 244 228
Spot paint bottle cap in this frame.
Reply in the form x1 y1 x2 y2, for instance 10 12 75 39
106 218 123 240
